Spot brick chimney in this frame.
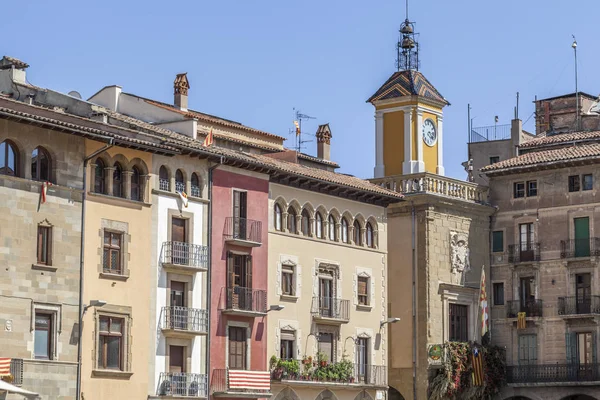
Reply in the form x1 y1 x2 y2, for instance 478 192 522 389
174 73 190 111
316 123 332 161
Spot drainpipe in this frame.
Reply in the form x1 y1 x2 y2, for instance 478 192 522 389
76 139 114 400
206 157 223 400
411 202 417 400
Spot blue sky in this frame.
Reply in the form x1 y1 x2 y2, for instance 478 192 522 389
3 0 597 179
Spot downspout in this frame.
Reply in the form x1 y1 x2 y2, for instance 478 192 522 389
206 157 223 400
411 202 417 400
76 139 114 400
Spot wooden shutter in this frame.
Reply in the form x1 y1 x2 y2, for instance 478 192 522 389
318 333 333 362
245 255 253 289
280 330 295 341
233 191 241 219
172 218 186 243
227 251 234 288
240 191 247 219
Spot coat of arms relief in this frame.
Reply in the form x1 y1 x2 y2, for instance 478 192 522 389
450 231 470 284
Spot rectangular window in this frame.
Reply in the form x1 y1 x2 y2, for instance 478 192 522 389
493 283 504 306
489 156 500 164
358 276 369 306
232 190 248 239
577 332 594 365
518 334 537 365
519 223 534 251
229 326 247 370
449 304 468 342
280 330 295 360
569 175 581 192
513 182 525 198
492 231 504 253
103 232 122 274
317 332 334 363
281 264 295 296
583 174 593 191
37 225 52 265
98 316 123 370
527 181 537 197
34 313 53 359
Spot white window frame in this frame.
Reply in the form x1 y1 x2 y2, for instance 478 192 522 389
31 303 61 361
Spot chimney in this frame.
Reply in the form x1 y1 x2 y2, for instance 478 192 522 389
316 124 332 161
174 73 190 111
0 56 29 93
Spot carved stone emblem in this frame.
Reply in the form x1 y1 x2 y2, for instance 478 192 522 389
450 231 470 274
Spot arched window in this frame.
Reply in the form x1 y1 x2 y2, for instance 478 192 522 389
274 204 283 231
0 140 18 177
175 169 185 193
287 206 297 234
315 212 323 239
301 209 311 236
94 159 105 194
159 166 169 191
191 173 201 197
366 222 375 248
31 146 50 182
328 215 337 241
113 163 124 198
341 217 349 243
131 166 141 201
353 220 362 245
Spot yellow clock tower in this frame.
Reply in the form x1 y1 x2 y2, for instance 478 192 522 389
368 16 449 178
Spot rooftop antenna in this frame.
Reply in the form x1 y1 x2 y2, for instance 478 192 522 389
292 108 316 152
572 35 580 131
397 0 419 71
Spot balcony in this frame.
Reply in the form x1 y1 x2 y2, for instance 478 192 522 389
558 296 600 317
161 242 208 272
157 372 207 398
506 363 600 384
508 243 541 264
161 306 208 338
311 297 350 324
560 238 600 259
211 369 271 398
222 287 267 317
506 299 543 318
271 360 387 388
224 217 262 247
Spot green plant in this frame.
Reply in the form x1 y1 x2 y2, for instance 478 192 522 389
335 356 354 381
269 355 279 371
280 359 300 377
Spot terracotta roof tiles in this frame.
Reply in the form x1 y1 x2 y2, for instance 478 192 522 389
519 130 600 149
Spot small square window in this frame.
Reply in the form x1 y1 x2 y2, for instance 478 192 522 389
569 175 581 192
281 265 295 296
37 225 52 265
583 174 593 191
527 181 537 197
492 231 504 253
514 182 525 198
103 232 122 274
493 283 504 306
489 156 500 164
358 276 369 306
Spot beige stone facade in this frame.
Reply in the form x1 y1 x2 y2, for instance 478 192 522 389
267 183 389 400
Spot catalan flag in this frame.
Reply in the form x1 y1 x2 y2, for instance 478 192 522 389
294 120 300 136
41 181 52 204
471 347 484 386
517 312 527 329
479 268 489 338
0 358 11 376
177 191 189 208
202 128 214 147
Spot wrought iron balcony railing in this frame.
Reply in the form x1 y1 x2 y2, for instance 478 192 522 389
157 372 207 397
508 243 541 263
211 369 271 396
311 296 350 322
161 306 208 334
506 363 600 384
506 299 543 318
224 287 267 314
560 238 600 258
558 296 600 316
224 217 262 245
159 178 170 191
161 242 208 270
271 362 386 386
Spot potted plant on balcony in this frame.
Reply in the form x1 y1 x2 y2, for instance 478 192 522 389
270 355 284 380
335 356 354 382
317 351 328 367
280 359 300 380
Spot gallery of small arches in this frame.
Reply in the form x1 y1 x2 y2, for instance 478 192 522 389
273 197 378 249
0 139 53 182
91 154 149 202
158 165 203 198
273 387 374 400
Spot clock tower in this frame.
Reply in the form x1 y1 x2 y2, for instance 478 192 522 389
368 14 449 178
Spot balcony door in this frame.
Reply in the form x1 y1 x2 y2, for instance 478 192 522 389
172 217 188 265
520 277 535 313
233 190 247 240
229 326 247 370
518 334 537 365
319 271 334 318
171 281 186 329
356 337 370 383
576 273 591 314
170 345 186 395
519 223 534 261
227 253 252 310
574 217 590 257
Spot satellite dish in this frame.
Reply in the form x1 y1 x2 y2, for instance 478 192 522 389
68 91 82 99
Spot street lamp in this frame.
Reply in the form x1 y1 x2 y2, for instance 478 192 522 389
82 299 107 316
380 317 400 328
267 304 285 312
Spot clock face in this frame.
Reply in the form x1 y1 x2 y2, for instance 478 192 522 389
422 118 437 147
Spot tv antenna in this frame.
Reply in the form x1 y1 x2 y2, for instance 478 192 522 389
292 108 316 152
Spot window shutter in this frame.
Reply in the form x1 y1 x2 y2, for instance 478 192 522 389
593 331 597 364
240 192 247 219
280 330 295 341
227 251 234 288
246 255 253 289
358 278 367 296
566 331 577 364
127 317 132 371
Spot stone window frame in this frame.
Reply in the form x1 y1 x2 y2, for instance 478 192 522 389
509 324 541 364
30 303 61 361
314 325 340 363
225 320 251 369
567 209 594 248
32 218 56 271
166 273 195 308
354 327 375 366
167 209 195 244
512 216 538 255
492 281 505 306
439 283 478 343
354 267 374 310
511 266 540 303
275 320 301 361
277 255 301 301
164 337 193 373
98 219 131 281
92 304 133 378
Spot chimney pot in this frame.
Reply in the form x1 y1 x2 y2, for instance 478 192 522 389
174 73 190 111
316 124 332 161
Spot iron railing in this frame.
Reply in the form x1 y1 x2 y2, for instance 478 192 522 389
10 358 23 386
272 362 386 386
175 181 186 193
191 185 201 198
508 243 541 263
506 363 600 384
225 287 267 314
161 242 208 269
161 306 208 333
224 217 262 243
469 124 511 143
311 297 350 321
159 178 170 191
157 372 207 397
211 369 271 395
560 238 600 258
506 299 543 318
558 296 600 316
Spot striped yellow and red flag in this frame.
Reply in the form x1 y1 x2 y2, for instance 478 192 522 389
294 120 300 136
0 358 11 376
517 312 527 329
202 128 214 147
471 347 484 386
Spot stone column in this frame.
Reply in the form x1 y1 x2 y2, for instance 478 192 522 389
89 163 97 192
122 171 133 200
374 111 385 178
282 212 289 233
309 218 315 237
436 117 445 175
141 175 150 203
360 227 366 247
402 109 414 174
416 110 425 173
105 167 115 196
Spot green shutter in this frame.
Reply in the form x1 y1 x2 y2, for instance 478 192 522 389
574 217 590 257
566 331 577 364
492 231 504 253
